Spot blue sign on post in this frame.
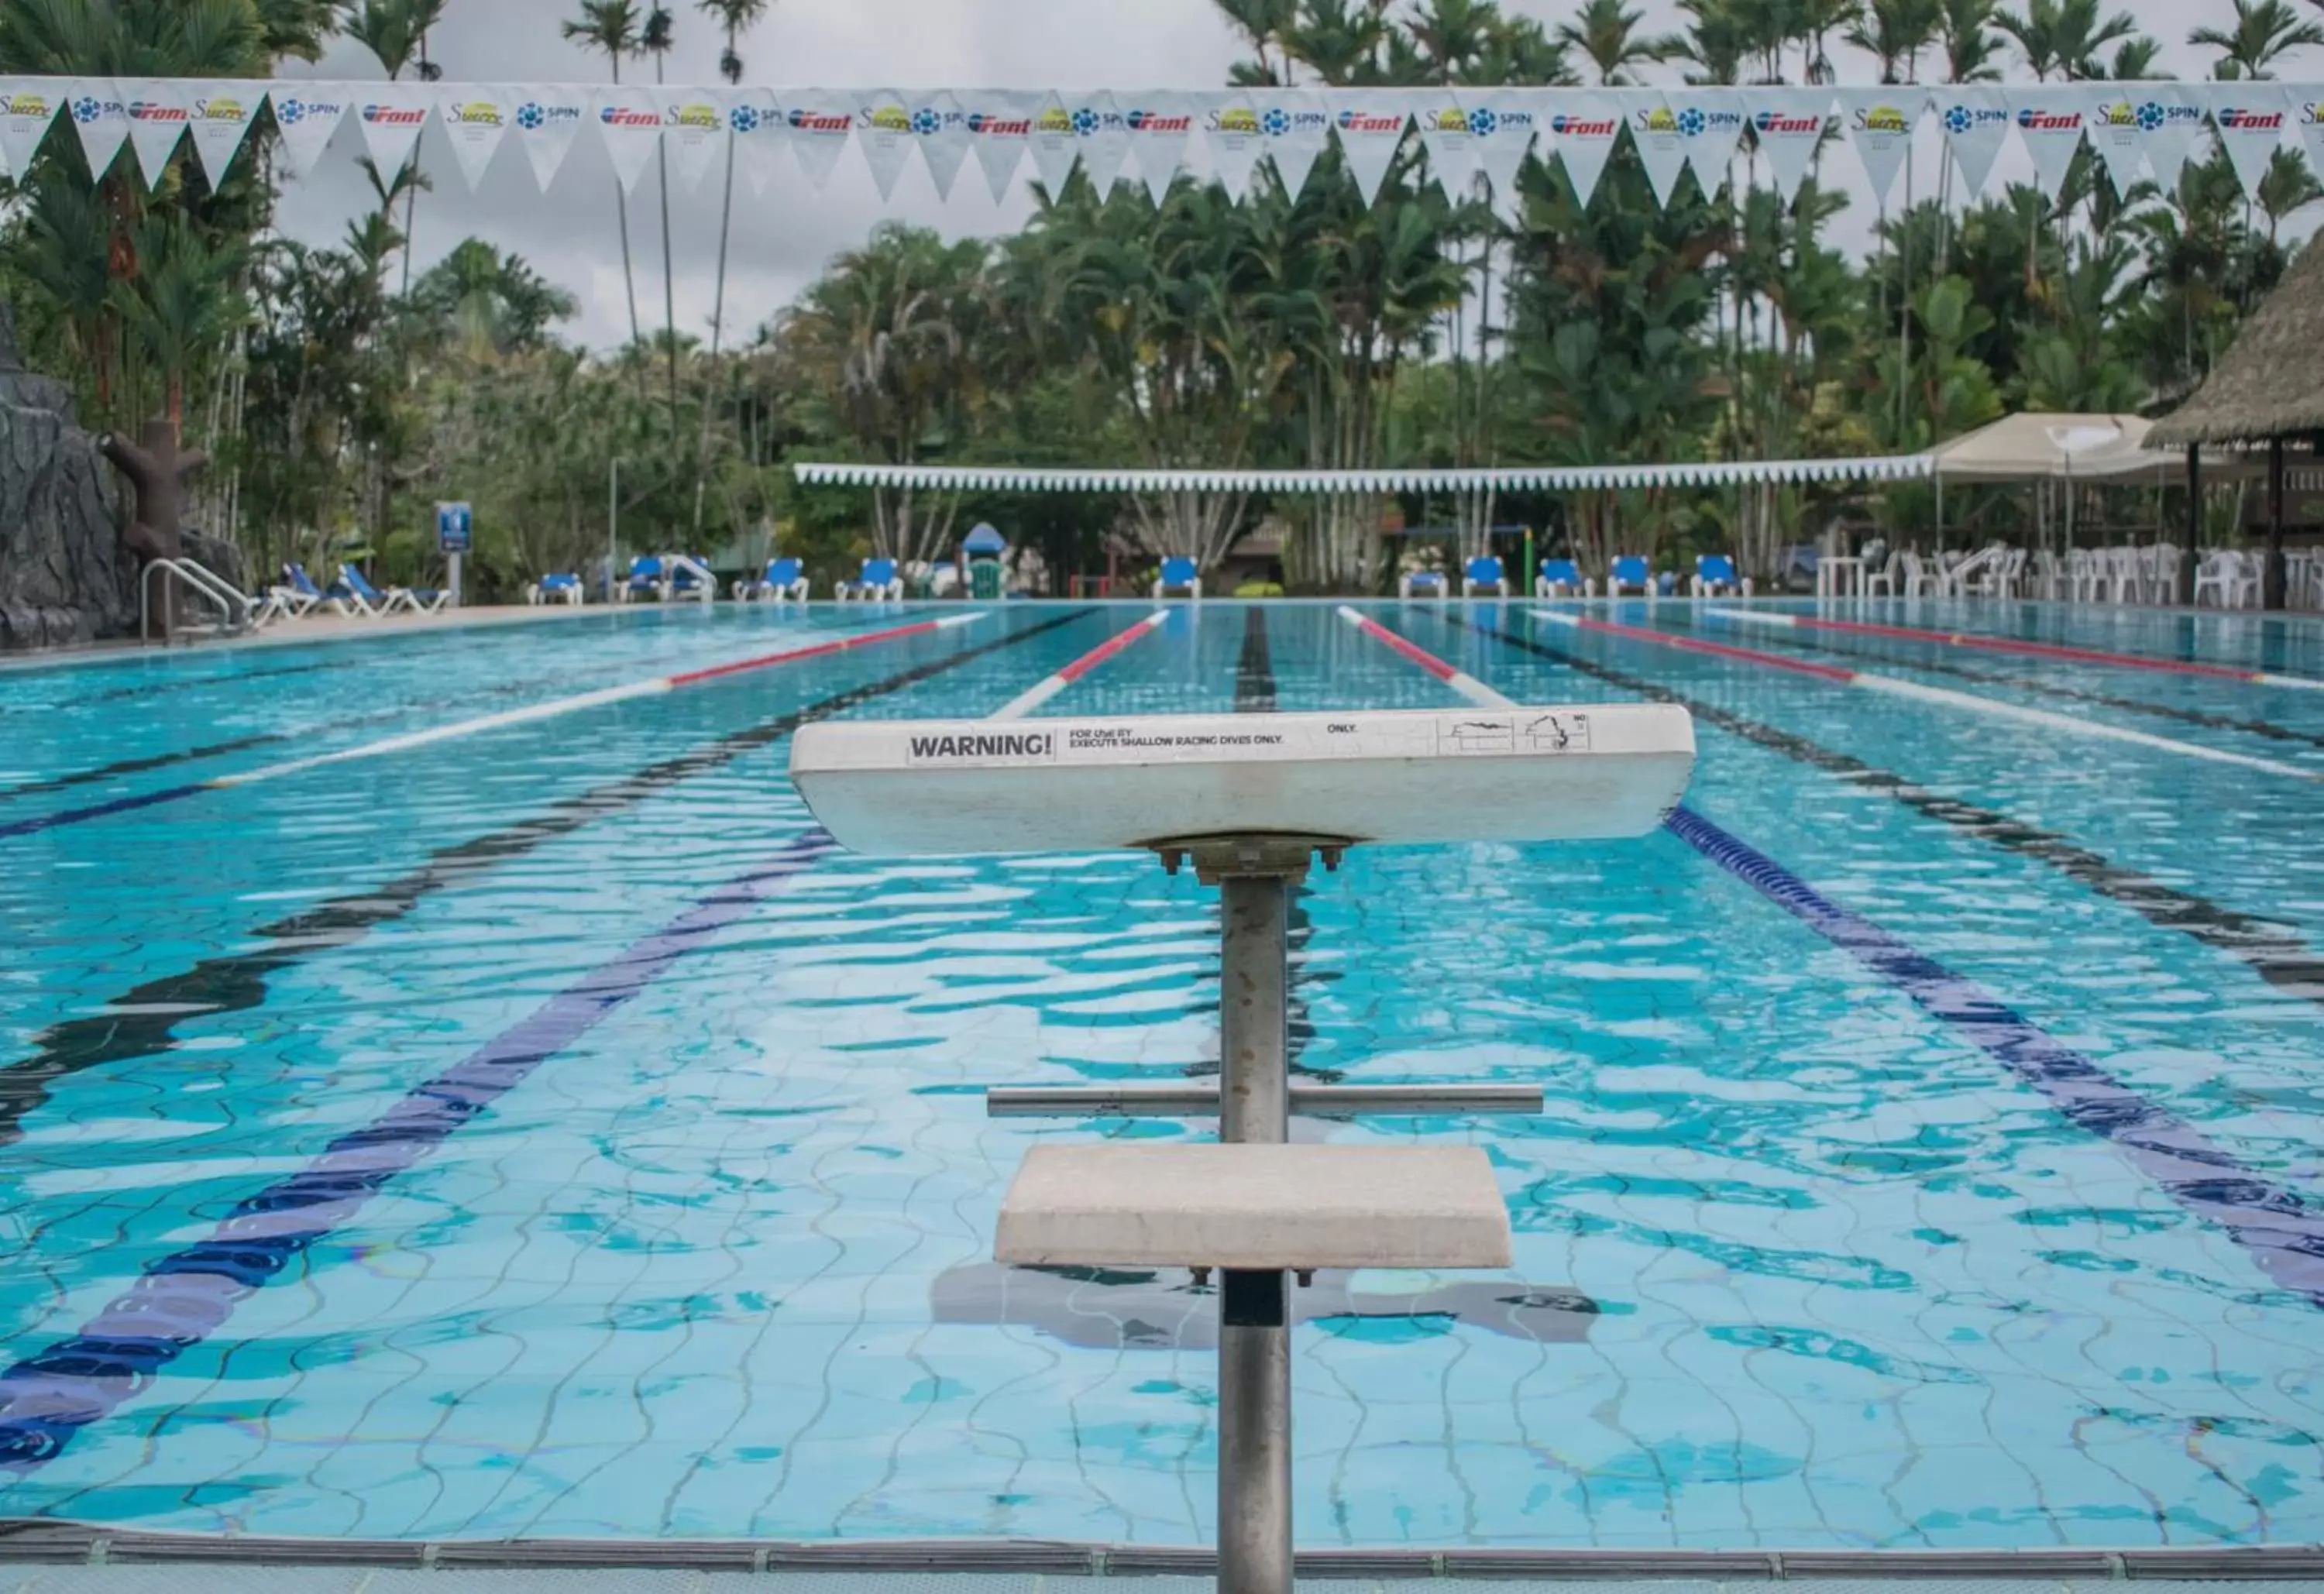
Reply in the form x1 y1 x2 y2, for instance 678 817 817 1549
436 501 473 554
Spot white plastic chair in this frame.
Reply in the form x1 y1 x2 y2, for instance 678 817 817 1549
1863 553 1898 597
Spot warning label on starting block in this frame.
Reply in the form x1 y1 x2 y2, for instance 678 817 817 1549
869 708 1606 772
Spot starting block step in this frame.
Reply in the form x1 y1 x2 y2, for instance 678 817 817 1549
995 1145 1512 1271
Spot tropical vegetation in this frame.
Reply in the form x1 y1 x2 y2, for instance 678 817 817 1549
0 0 2315 596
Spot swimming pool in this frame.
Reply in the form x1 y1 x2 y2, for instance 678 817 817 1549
1 598 2320 1548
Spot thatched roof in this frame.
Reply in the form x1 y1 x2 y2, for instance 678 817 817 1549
2150 239 2324 448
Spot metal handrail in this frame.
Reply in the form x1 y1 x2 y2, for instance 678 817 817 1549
140 558 251 644
665 554 717 605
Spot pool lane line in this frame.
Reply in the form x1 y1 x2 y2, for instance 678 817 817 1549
0 612 992 842
1656 610 2324 754
0 606 1158 1473
989 608 1169 720
1236 605 1277 713
1333 605 1508 705
1707 606 2324 692
0 610 1095 1149
1353 612 2324 1307
0 829 841 1475
1533 610 2322 784
1450 613 2324 1008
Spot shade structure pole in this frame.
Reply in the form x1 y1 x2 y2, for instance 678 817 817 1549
2181 445 2200 606
2267 438 2288 611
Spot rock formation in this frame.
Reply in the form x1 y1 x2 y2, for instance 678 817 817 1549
0 302 131 651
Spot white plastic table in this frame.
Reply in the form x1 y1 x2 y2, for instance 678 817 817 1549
1817 555 1865 598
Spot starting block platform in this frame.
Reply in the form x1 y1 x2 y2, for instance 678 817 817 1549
789 697 1697 1594
789 704 1694 855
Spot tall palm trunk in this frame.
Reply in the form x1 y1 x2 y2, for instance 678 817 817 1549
610 55 643 359
694 26 742 536
653 49 682 455
399 31 430 296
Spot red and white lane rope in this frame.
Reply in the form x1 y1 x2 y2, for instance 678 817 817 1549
208 612 989 790
1707 606 2324 692
1535 610 2321 783
990 609 1170 720
1334 606 1509 707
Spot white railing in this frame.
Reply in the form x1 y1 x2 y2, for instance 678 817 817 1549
140 558 252 644
666 555 717 605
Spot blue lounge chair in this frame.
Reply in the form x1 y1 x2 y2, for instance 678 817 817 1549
527 572 584 606
1152 556 1201 599
1462 555 1510 597
275 562 351 617
1535 557 1590 598
340 562 447 616
1398 568 1449 599
617 555 669 603
1609 555 1655 599
1692 552 1753 598
836 557 903 602
734 556 810 603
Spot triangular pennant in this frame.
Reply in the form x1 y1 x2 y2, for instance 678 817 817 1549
785 88 854 190
1934 84 2011 197
1413 90 1476 198
268 83 351 179
1060 91 1129 200
1253 88 1329 198
1542 90 1616 206
1122 91 1195 204
908 91 971 200
2005 85 2085 198
436 84 515 191
1835 87 1920 208
1745 86 1831 201
1613 90 1689 207
2074 85 2150 195
1466 90 1544 204
852 89 916 199
724 87 785 196
511 86 586 190
592 85 662 194
1322 90 1408 204
0 79 63 175
185 81 261 187
119 79 189 186
961 88 1033 203
356 83 431 179
64 80 129 179
2142 84 2203 195
2207 83 2291 200
1673 87 1748 194
653 84 728 193
1025 92 1079 195
1195 91 1263 197
2292 91 2324 195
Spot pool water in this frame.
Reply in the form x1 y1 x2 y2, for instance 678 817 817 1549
1 599 2321 1548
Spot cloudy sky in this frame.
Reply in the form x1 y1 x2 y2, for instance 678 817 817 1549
272 0 2268 351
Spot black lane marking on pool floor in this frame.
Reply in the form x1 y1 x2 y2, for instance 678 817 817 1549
1448 615 2324 1006
1229 606 1335 1074
1661 611 2324 753
0 609 1093 1148
0 658 359 717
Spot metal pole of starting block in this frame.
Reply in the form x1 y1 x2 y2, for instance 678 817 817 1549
1219 873 1290 1594
1166 837 1332 1594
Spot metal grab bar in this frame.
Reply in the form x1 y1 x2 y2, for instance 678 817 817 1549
665 555 717 605
140 558 251 644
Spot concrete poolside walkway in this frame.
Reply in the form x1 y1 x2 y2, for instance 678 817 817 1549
0 603 621 672
8 1574 2324 1594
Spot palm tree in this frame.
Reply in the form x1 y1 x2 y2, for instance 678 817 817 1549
1554 0 1683 84
1217 0 1299 84
2192 0 2324 78
1994 0 2137 79
697 0 767 369
1847 0 1944 81
638 3 682 443
346 0 446 294
562 0 644 353
1939 0 2005 81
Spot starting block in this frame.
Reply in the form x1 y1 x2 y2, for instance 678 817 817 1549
789 700 1694 1594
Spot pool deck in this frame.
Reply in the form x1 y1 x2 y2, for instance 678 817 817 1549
8 1573 2324 1594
